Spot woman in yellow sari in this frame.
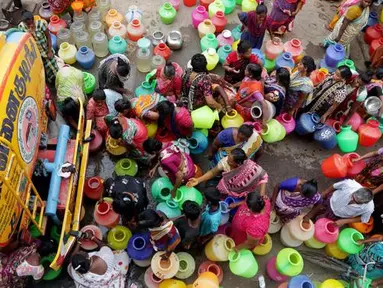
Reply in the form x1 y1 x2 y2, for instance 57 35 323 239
324 0 372 57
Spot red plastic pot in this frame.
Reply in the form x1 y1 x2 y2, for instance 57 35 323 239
369 38 383 56
364 24 383 45
211 11 227 34
84 176 104 200
358 119 382 147
321 153 353 178
344 153 366 178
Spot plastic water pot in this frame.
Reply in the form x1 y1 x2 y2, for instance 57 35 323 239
191 106 219 129
156 200 182 219
304 236 327 249
268 210 282 234
344 153 366 178
198 261 223 283
188 131 208 154
253 233 272 255
192 6 209 29
358 119 382 147
321 154 352 178
325 44 346 68
174 186 203 208
280 225 303 247
314 218 339 243
84 176 103 200
79 225 102 250
267 256 290 282
211 11 227 34
349 217 374 234
261 119 286 143
276 52 295 70
152 251 180 279
284 38 303 63
319 279 345 288
94 198 120 228
313 124 337 150
221 110 244 128
288 275 314 288
151 177 174 202
193 271 219 288
115 158 138 176
276 113 296 134
325 242 349 260
337 228 364 255
205 234 235 261
127 232 154 262
145 267 163 288
159 279 187 288
175 252 196 280
276 248 304 277
107 225 132 250
265 37 284 60
288 215 315 241
228 249 258 278
336 125 359 152
295 113 320 135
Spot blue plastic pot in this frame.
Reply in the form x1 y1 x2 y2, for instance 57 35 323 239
295 113 320 135
127 232 154 260
313 124 337 150
276 52 295 70
188 131 208 154
325 44 346 68
288 275 314 288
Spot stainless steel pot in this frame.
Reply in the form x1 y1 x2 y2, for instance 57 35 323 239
166 30 183 50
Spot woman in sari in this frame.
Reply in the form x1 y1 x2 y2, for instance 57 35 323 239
264 67 291 116
327 0 360 31
268 0 306 36
223 41 261 86
324 0 372 57
283 56 316 117
271 178 321 224
155 61 183 103
138 209 181 259
187 148 268 198
130 92 166 121
19 11 58 83
229 192 271 249
235 63 264 121
144 138 195 198
181 54 229 111
98 54 131 95
157 101 193 138
69 234 128 288
238 4 273 49
107 116 148 161
209 124 263 166
304 66 352 123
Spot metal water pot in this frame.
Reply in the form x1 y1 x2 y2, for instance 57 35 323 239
166 30 183 50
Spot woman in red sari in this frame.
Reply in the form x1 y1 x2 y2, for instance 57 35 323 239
229 192 271 250
155 62 183 103
235 63 264 121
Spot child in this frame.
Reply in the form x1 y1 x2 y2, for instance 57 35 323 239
174 201 201 250
86 89 109 137
199 187 222 244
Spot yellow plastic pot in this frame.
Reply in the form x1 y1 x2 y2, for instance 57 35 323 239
253 234 272 256
159 279 187 288
304 236 327 249
325 242 349 260
319 279 344 288
205 234 235 262
193 271 219 288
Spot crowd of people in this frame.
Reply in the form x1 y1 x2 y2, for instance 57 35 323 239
2 0 383 287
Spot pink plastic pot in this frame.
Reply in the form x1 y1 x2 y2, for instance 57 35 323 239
198 261 223 283
266 256 289 282
80 225 103 250
344 153 367 178
192 5 209 29
284 38 303 63
341 113 364 131
276 113 296 134
94 199 120 228
314 218 339 244
325 119 341 133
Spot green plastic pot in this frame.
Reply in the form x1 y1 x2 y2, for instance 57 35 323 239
41 254 63 280
115 158 138 177
337 228 364 255
228 249 258 278
276 248 304 277
264 58 276 73
151 177 174 202
174 186 203 209
337 59 355 71
156 199 182 219
159 2 177 25
336 125 359 153
175 252 196 280
107 225 132 250
200 33 219 52
83 72 96 95
135 81 155 97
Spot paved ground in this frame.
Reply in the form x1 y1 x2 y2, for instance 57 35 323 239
19 0 383 287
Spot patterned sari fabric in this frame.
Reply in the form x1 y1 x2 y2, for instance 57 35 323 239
268 0 304 34
324 5 369 57
181 69 213 111
230 199 271 245
130 93 166 119
149 221 181 252
19 20 58 83
283 71 314 112
217 159 268 198
164 107 193 138
305 75 347 117
0 244 40 288
348 242 383 280
156 63 183 98
264 76 287 116
235 77 264 121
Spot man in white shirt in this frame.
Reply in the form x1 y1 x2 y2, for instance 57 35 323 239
306 179 374 227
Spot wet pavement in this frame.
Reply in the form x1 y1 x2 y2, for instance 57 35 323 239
25 0 383 287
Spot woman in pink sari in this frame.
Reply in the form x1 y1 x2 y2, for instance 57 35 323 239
229 192 271 249
155 62 183 103
144 138 195 198
157 101 193 138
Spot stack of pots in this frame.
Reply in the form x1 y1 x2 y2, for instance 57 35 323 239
320 43 346 73
264 37 284 73
284 38 304 64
